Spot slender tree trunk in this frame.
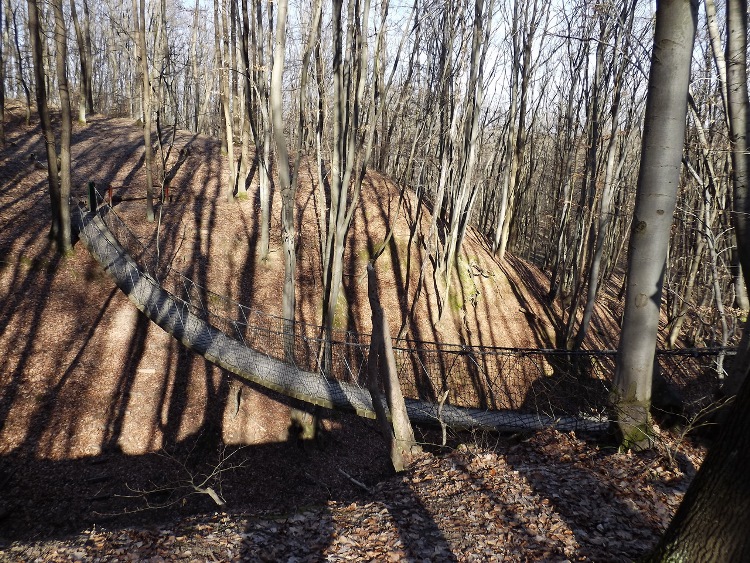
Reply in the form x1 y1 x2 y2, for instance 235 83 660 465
134 0 155 221
438 0 494 316
11 5 31 125
190 0 200 132
251 0 272 258
366 262 419 472
705 0 729 123
216 0 236 201
27 0 64 249
322 0 375 372
237 0 251 198
52 0 72 253
666 220 707 348
492 0 519 259
81 0 93 114
69 0 93 123
271 0 296 360
613 0 697 450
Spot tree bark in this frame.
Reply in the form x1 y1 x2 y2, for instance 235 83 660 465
723 0 750 397
613 0 697 449
0 0 4 146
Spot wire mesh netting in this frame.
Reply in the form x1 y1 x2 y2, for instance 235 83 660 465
74 194 732 432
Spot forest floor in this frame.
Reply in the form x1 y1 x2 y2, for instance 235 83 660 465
0 104 710 561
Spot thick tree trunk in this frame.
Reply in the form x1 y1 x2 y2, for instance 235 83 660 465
613 0 697 449
645 354 750 560
724 0 750 397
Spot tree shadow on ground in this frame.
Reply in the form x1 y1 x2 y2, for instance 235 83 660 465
0 386 458 563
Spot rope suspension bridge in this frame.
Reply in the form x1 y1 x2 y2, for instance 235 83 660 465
72 191 729 435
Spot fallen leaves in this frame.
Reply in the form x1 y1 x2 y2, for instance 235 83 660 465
0 428 703 562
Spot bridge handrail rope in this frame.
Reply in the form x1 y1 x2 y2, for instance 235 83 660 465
73 190 732 434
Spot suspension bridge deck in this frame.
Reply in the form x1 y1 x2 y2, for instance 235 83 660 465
73 203 608 434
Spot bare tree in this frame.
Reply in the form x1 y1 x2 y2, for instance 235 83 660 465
214 0 236 201
69 0 94 122
320 0 384 370
10 1 31 125
573 1 637 349
613 0 697 449
26 0 69 252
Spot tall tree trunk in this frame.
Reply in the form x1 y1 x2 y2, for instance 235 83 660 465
251 0 272 258
237 0 251 198
322 0 374 372
492 0 519 259
613 0 697 449
438 0 494 316
134 0 155 221
81 0 93 115
27 0 64 247
562 13 609 348
52 0 72 254
270 0 295 360
214 0 236 201
548 36 587 302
